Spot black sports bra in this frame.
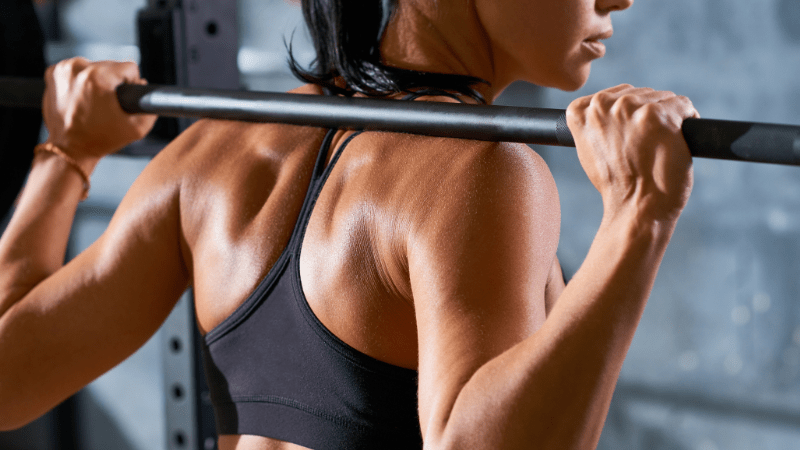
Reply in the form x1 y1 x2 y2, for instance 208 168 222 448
203 91 476 450
201 90 466 449
201 127 422 449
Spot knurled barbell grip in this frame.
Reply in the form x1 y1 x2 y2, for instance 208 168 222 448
2 77 799 166
682 118 800 166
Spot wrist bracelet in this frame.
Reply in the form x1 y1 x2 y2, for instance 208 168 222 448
34 142 91 201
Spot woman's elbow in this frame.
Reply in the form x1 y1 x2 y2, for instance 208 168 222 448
0 405 27 432
0 385 44 432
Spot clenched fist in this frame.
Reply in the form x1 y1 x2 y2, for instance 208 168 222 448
42 57 157 171
567 84 700 222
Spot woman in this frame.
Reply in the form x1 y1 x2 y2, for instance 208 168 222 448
0 0 699 448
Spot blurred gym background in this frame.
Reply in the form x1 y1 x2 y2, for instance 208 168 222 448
1 0 799 449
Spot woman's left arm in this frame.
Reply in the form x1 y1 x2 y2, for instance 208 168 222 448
0 59 193 430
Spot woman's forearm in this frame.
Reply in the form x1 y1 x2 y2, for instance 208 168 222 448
0 56 156 318
0 151 95 316
433 210 676 450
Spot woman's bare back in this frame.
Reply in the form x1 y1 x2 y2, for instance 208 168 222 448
182 83 560 362
173 85 560 448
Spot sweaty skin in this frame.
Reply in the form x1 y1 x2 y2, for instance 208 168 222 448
0 0 700 449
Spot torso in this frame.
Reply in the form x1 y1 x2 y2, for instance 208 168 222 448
169 84 560 449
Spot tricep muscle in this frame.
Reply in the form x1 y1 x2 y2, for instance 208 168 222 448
0 147 189 429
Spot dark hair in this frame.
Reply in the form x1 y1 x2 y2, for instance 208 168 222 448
288 0 488 103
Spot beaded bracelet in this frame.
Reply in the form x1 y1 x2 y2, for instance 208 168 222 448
34 142 91 201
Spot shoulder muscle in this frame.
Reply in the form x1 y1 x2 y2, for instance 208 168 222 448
406 140 561 434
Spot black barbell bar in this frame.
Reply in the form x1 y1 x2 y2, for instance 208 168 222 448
2 77 800 166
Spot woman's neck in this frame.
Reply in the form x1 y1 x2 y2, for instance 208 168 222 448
379 1 516 103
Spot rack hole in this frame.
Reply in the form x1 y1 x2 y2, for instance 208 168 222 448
205 21 218 36
170 337 182 353
172 384 185 400
174 431 186 447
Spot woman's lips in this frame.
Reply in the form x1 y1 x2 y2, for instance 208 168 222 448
582 39 607 58
582 29 612 58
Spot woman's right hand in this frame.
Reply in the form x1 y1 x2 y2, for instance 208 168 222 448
42 57 157 172
566 84 699 223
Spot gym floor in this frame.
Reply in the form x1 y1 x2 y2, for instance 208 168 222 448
2 0 800 449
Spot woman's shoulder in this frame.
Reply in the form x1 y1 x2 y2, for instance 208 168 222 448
343 130 560 240
362 131 556 196
151 83 329 177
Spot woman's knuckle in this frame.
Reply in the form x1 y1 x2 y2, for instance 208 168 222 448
75 68 98 91
568 95 592 112
677 95 695 108
54 59 70 74
612 94 637 118
619 92 641 105
630 108 651 129
64 57 86 74
82 65 99 81
566 102 586 126
596 90 614 103
123 61 139 72
609 101 627 121
643 102 665 117
590 92 612 112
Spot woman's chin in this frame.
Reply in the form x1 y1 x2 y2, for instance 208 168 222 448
528 63 592 92
555 65 592 92
514 58 593 92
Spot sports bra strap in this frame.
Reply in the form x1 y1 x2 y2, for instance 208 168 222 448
288 129 364 251
402 88 468 103
289 88 465 250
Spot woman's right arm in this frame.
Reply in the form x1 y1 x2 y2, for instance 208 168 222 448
0 58 188 430
412 85 698 450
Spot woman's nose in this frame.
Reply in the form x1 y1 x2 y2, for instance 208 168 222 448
597 0 634 14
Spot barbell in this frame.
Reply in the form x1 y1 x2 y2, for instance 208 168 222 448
2 77 800 168
1 0 799 226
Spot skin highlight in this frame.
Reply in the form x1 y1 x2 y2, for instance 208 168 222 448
0 0 702 449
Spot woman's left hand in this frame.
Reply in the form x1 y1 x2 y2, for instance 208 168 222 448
42 57 158 171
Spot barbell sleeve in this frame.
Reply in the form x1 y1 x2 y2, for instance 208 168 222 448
2 77 800 166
